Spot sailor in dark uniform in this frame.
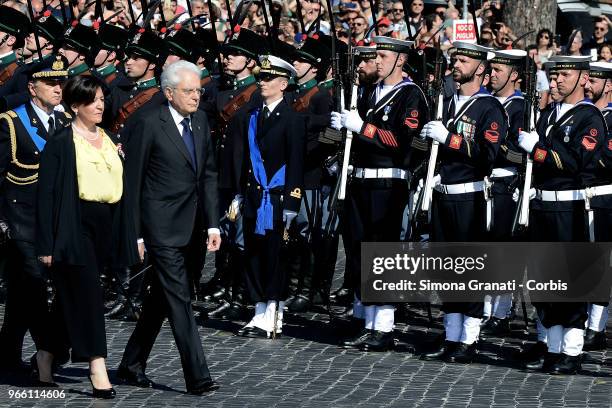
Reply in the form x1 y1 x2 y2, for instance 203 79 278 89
0 57 71 379
0 6 30 87
420 42 508 363
332 37 429 352
481 49 528 337
235 55 305 338
283 36 333 313
583 61 612 351
205 28 267 318
518 55 607 374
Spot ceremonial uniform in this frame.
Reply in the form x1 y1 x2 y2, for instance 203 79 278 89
422 43 508 363
0 6 30 88
520 56 607 374
0 58 71 369
236 56 306 338
335 37 429 351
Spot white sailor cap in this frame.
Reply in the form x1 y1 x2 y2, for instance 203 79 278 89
372 36 414 54
589 61 612 79
491 49 527 65
453 41 495 61
548 55 591 70
258 55 298 79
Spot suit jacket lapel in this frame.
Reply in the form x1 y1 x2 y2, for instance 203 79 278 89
160 104 195 172
191 112 205 177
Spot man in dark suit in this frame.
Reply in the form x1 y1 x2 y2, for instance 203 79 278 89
0 56 71 377
117 60 221 394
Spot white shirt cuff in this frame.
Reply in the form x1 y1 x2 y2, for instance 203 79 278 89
208 228 221 236
137 238 144 244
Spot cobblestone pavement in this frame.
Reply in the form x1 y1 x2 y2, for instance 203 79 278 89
0 247 610 408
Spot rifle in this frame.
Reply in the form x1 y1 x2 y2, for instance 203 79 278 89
368 0 379 36
294 0 306 34
412 43 444 240
511 54 538 236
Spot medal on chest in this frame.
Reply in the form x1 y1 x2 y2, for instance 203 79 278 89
456 115 476 142
562 124 573 143
382 105 392 122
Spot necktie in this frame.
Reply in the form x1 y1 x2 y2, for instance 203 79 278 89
180 117 197 170
263 106 270 120
47 116 55 137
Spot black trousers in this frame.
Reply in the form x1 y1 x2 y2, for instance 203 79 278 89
53 201 113 362
243 218 287 302
529 201 588 329
345 179 409 302
0 240 67 364
489 176 519 241
432 191 485 318
119 226 211 391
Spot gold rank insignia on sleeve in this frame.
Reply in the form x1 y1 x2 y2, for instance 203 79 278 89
290 188 302 199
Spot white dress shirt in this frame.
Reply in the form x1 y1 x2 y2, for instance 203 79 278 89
30 101 55 133
262 97 284 115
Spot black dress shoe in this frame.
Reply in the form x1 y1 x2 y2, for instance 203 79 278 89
88 375 116 399
284 295 297 309
188 379 220 395
480 317 511 338
421 340 459 361
479 316 491 328
222 303 245 320
583 329 607 351
116 365 153 388
549 353 581 375
340 328 372 349
519 341 548 369
203 287 227 303
338 306 354 319
207 300 231 319
236 326 272 339
360 330 394 352
105 300 128 318
330 288 352 305
541 352 562 372
444 342 477 363
288 295 311 313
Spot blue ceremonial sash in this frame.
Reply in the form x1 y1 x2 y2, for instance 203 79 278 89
13 104 47 151
247 109 285 235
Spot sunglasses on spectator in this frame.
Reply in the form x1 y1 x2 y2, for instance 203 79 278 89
392 8 404 13
595 26 607 32
539 34 549 39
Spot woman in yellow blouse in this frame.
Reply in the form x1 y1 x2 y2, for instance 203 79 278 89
36 76 140 399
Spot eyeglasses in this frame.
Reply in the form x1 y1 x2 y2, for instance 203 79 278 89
595 26 607 32
392 8 404 13
173 88 202 96
352 22 365 26
539 34 549 39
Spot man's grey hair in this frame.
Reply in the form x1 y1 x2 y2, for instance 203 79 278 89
161 61 201 90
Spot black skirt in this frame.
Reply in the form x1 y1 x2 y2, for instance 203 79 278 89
52 200 115 362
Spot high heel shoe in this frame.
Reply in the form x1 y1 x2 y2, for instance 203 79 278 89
88 375 116 399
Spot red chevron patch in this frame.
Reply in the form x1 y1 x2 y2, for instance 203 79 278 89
484 130 499 143
404 117 419 129
581 135 597 151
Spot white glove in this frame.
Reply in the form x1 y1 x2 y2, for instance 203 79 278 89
330 111 342 130
422 121 449 144
282 210 298 230
529 188 536 200
340 109 364 134
512 188 519 202
518 131 539 153
432 174 441 187
227 194 243 222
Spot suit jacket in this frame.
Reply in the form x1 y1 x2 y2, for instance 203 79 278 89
234 99 306 222
0 103 71 242
126 102 219 247
36 127 139 267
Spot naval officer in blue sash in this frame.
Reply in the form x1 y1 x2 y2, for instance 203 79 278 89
234 55 306 339
0 56 71 380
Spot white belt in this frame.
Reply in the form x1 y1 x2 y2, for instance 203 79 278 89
585 184 612 198
490 167 518 178
434 181 485 195
536 189 585 201
353 167 410 180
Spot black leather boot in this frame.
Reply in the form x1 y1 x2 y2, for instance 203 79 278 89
583 329 607 351
444 342 477 363
360 330 394 352
549 353 581 375
520 341 548 369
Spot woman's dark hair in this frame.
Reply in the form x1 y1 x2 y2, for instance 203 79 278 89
536 28 553 48
62 75 105 111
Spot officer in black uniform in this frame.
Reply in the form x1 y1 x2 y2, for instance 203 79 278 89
518 55 607 374
194 27 221 126
420 42 507 363
95 23 129 87
481 49 528 337
205 28 267 319
332 37 429 352
0 57 71 378
583 61 612 351
284 36 333 313
58 23 102 78
0 6 30 86
0 12 64 110
234 55 305 338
